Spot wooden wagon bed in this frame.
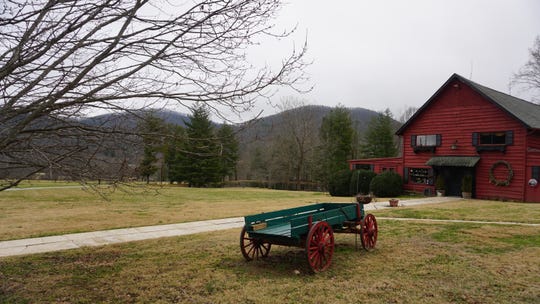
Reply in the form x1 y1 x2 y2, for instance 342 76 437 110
240 202 378 272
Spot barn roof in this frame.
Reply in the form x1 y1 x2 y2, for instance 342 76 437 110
396 73 540 135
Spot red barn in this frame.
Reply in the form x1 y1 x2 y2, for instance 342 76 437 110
349 73 540 202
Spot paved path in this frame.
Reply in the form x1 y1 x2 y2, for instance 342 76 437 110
0 218 244 258
3 196 535 258
379 217 540 227
5 185 84 191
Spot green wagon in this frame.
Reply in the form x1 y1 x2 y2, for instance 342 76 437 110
240 202 378 273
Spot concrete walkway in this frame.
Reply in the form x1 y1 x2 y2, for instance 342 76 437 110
0 196 465 258
0 218 245 258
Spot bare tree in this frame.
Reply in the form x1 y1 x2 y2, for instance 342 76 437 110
0 0 308 190
398 106 418 123
272 97 319 190
513 36 540 102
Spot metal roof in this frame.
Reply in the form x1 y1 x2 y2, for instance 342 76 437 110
426 156 480 167
458 75 540 130
396 73 540 135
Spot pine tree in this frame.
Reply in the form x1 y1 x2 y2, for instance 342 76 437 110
165 125 185 183
216 124 239 181
139 146 158 184
137 113 166 183
317 106 355 192
361 108 398 158
180 106 221 187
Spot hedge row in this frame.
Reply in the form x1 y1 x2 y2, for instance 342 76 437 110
329 169 403 197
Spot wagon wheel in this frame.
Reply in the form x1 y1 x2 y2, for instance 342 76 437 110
305 221 335 273
360 214 378 251
240 226 271 261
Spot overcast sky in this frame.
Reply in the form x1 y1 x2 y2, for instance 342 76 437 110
249 0 540 118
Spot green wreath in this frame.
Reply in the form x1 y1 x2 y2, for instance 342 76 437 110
489 160 513 186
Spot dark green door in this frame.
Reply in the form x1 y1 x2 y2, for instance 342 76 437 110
435 167 475 197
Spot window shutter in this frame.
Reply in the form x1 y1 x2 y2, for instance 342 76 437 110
410 135 417 147
436 134 442 146
533 166 540 180
472 132 478 146
505 130 514 145
404 167 409 183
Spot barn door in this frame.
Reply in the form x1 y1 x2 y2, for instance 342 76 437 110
436 167 475 197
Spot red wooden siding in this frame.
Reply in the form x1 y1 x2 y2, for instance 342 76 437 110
348 157 403 175
349 75 539 202
525 132 540 202
401 79 527 201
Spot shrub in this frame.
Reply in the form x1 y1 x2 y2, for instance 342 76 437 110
350 170 377 195
328 169 352 197
369 171 403 197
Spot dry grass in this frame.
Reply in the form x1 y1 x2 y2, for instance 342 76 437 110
1 188 539 303
9 180 81 188
1 220 538 303
370 199 540 224
0 186 332 240
2 185 538 242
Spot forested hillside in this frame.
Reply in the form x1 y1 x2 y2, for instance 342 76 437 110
233 105 394 183
11 105 400 190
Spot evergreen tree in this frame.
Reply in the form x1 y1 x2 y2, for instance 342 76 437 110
180 106 221 187
165 125 186 183
317 106 355 190
139 146 158 184
137 113 166 183
216 124 239 181
361 108 398 158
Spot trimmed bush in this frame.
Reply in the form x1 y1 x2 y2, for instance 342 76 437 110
370 171 403 197
350 169 377 195
328 169 352 197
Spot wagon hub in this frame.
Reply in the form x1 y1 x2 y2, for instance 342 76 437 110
316 242 328 255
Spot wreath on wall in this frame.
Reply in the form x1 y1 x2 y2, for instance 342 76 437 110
489 160 513 186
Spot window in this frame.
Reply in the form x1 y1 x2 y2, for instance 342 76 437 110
406 168 433 185
479 132 506 145
533 166 540 180
354 164 373 171
411 134 441 153
472 130 513 152
416 135 439 147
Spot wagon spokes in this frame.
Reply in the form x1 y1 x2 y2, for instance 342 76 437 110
360 214 378 251
240 226 271 261
305 221 334 273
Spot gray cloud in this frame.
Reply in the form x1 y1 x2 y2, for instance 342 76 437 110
253 0 540 117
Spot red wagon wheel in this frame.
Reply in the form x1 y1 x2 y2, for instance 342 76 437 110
361 214 378 251
305 221 334 273
240 226 271 261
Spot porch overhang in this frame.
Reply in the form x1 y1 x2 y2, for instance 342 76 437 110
426 156 480 167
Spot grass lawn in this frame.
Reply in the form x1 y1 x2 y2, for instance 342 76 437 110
0 186 333 241
371 199 540 224
1 187 539 303
8 180 82 188
1 185 539 241
1 219 538 303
